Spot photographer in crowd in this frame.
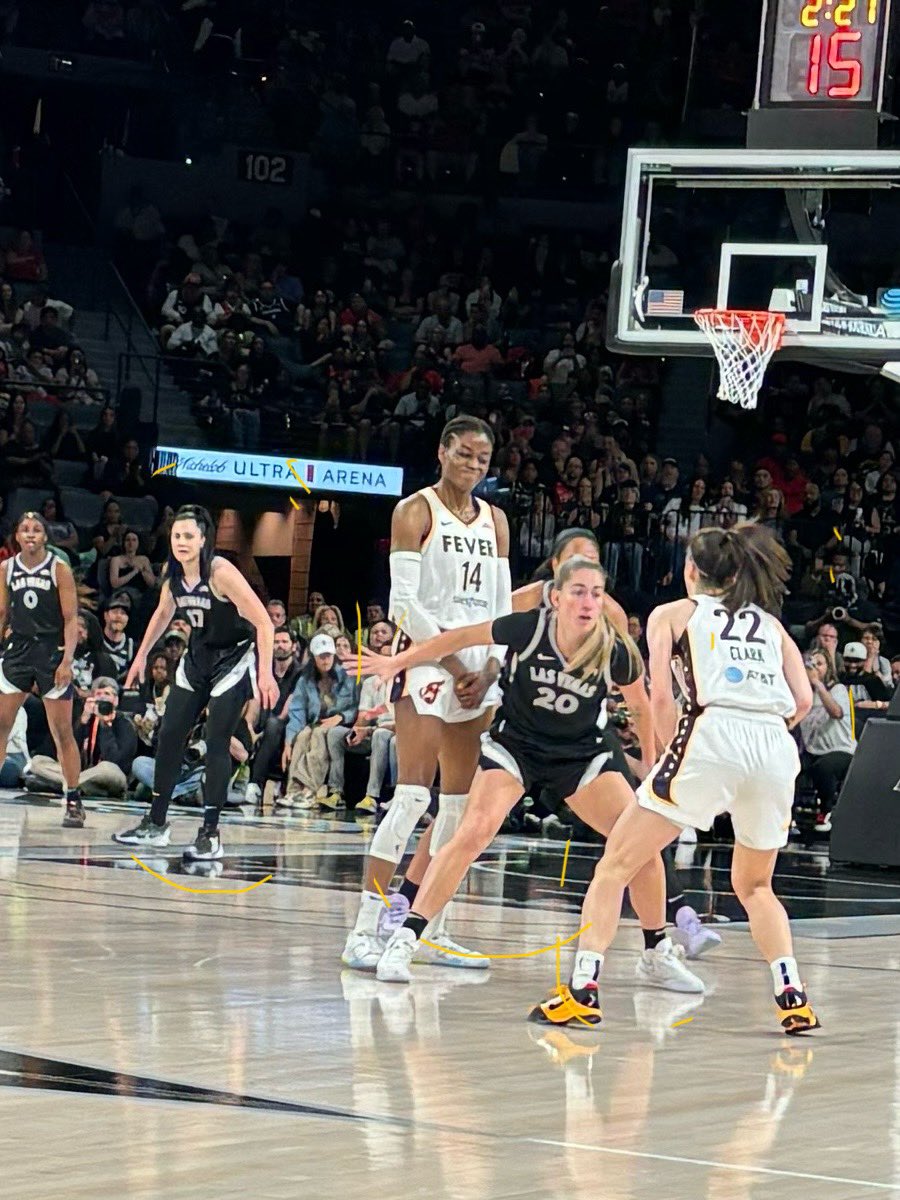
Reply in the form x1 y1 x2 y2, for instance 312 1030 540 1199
27 678 137 798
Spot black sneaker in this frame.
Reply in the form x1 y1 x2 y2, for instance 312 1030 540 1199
113 815 171 847
183 825 223 862
62 797 86 828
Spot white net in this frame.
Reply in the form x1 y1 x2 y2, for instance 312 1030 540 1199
693 309 785 411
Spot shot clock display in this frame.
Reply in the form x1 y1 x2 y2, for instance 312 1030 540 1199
760 0 892 105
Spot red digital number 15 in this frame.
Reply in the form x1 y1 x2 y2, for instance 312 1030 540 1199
807 29 863 97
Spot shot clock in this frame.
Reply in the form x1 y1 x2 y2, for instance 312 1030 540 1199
758 0 893 106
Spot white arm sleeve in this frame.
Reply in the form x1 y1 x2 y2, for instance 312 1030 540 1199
489 557 512 664
389 552 443 642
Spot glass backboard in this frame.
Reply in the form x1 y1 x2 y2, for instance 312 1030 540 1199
607 148 900 368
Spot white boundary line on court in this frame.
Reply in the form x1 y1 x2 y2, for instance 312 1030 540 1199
529 1138 900 1191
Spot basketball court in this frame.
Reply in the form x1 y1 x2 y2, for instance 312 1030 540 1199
1 792 898 1199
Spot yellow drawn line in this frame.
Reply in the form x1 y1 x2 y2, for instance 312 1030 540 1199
372 877 391 908
832 526 843 542
671 1017 694 1028
559 839 571 888
421 921 591 962
290 496 300 510
849 689 856 740
829 567 836 584
286 458 312 494
130 855 272 895
710 632 715 650
356 601 363 685
151 462 176 477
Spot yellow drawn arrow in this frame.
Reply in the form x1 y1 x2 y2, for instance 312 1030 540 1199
151 461 176 477
131 855 272 895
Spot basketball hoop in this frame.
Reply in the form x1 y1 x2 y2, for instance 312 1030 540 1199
693 309 785 411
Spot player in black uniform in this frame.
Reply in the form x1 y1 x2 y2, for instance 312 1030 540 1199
113 505 277 859
357 555 704 994
515 527 722 960
0 513 83 826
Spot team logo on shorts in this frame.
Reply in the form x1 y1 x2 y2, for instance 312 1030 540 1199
725 667 744 683
419 681 444 705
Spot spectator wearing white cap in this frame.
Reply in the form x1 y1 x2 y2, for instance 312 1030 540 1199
282 632 358 811
839 641 891 724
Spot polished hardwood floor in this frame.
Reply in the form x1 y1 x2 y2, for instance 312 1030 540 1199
0 791 897 1199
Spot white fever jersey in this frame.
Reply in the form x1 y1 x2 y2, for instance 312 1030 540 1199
674 594 796 719
416 486 501 629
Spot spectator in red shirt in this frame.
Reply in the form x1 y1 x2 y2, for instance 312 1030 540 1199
452 326 504 375
5 230 48 283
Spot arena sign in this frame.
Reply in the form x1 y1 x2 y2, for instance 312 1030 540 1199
152 446 404 497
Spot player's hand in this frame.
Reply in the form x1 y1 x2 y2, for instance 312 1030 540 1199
348 645 397 682
454 669 491 709
124 656 146 689
257 669 279 711
54 661 72 691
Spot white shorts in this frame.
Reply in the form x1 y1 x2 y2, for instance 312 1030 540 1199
637 708 801 851
392 644 499 724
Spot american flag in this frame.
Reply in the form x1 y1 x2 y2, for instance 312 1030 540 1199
646 289 684 316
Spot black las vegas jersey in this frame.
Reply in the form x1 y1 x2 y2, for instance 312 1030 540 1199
489 608 640 759
4 553 63 639
169 560 252 653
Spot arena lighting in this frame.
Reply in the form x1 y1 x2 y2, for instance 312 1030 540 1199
151 445 405 497
184 157 193 166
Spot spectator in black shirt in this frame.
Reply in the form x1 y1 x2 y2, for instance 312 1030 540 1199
840 641 891 729
787 482 834 562
28 306 73 367
72 610 118 700
101 595 135 680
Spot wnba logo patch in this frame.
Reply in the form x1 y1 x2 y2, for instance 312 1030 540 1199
419 681 444 705
725 667 744 683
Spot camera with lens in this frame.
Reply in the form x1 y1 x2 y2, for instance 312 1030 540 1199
831 606 847 623
184 739 207 765
96 699 115 717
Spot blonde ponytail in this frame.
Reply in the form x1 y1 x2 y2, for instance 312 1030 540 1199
552 557 644 684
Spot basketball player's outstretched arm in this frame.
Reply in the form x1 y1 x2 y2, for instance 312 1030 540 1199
54 561 79 691
210 558 278 710
455 504 511 708
124 581 177 687
357 621 496 681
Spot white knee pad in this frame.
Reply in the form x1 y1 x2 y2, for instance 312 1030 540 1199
369 783 432 863
430 793 468 855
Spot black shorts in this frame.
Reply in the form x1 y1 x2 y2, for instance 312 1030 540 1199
175 642 256 701
0 635 71 700
479 731 619 811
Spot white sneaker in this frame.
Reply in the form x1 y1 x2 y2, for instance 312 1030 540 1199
376 928 418 983
418 932 490 970
292 792 318 811
678 826 698 844
815 814 832 833
635 937 705 994
245 782 262 805
341 931 385 971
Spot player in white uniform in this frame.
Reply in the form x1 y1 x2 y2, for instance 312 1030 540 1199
531 523 821 1035
342 416 512 971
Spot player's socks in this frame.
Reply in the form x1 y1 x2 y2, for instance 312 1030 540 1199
771 956 801 994
353 890 386 936
402 912 429 939
399 878 419 904
571 950 604 991
642 927 667 951
150 791 168 827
